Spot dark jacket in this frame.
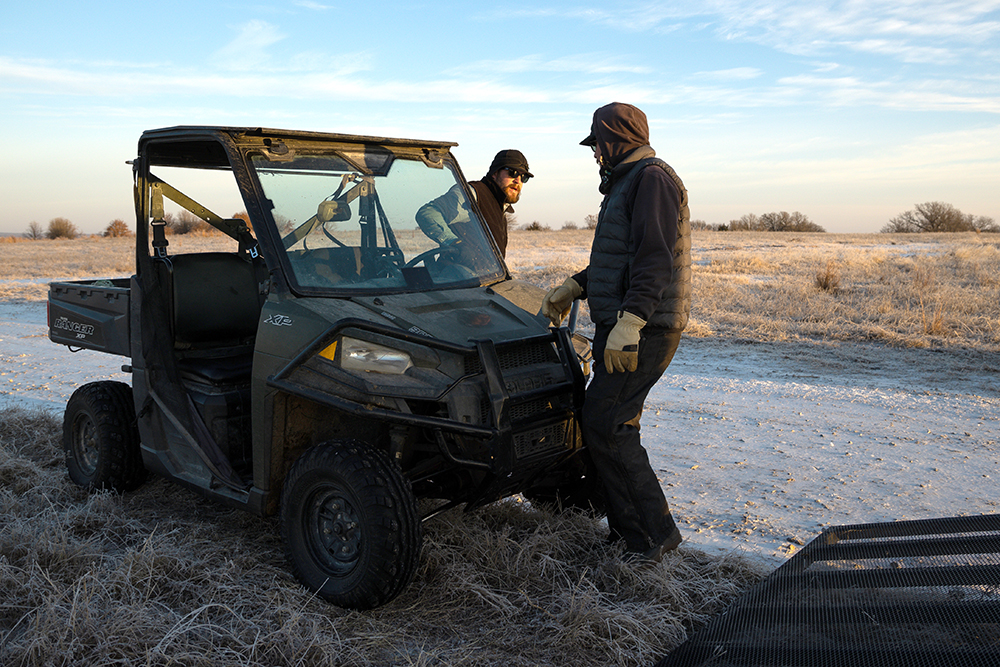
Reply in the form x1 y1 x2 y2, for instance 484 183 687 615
470 177 509 257
574 103 691 330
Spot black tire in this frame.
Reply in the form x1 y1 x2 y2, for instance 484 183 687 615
63 381 146 492
280 440 421 610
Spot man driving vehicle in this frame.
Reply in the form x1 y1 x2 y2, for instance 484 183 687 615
415 149 532 258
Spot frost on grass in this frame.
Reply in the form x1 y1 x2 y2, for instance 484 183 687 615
0 406 766 667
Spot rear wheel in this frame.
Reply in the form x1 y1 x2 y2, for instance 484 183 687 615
280 440 421 610
63 381 146 492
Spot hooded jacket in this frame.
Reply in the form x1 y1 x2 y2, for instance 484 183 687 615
574 103 691 330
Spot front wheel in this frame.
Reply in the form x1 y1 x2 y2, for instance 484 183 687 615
63 381 146 492
280 440 421 610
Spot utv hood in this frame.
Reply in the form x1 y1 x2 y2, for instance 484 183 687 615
347 286 551 345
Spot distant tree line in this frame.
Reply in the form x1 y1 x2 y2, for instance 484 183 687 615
22 211 254 240
25 217 124 240
29 203 995 239
691 212 825 233
24 218 80 240
881 202 997 233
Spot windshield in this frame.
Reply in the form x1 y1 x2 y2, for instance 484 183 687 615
251 147 506 294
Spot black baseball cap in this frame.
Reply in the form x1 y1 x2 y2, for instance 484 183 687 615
488 149 533 179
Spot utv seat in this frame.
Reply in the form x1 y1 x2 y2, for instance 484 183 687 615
293 246 362 286
169 252 261 386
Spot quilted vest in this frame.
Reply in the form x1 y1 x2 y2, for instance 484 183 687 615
587 157 691 330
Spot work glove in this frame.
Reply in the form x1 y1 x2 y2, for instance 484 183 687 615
541 277 582 326
604 311 646 373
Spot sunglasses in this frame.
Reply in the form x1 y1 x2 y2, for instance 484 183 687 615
503 167 531 182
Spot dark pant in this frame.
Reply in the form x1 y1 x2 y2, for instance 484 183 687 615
582 327 681 552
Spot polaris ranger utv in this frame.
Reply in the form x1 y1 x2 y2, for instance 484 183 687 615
48 126 593 609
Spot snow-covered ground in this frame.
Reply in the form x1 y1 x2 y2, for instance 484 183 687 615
2 299 998 569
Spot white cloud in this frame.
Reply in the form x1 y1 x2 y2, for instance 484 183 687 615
690 67 762 81
843 38 955 64
776 73 1000 112
212 20 288 71
447 53 652 76
293 0 332 9
518 1 1000 63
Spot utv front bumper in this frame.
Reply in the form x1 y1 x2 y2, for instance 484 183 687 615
268 320 586 505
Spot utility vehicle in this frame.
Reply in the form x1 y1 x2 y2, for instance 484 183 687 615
48 126 593 609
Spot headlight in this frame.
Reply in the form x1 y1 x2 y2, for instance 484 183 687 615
322 336 413 374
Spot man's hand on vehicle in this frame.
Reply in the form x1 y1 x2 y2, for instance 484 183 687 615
604 311 646 373
541 277 582 326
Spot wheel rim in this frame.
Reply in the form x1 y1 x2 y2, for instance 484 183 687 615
306 485 362 575
72 414 99 476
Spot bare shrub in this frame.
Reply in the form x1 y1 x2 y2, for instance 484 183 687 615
24 221 44 240
584 214 598 230
562 221 578 230
46 217 77 240
522 221 551 231
172 211 213 235
814 261 840 292
103 219 132 237
911 265 947 336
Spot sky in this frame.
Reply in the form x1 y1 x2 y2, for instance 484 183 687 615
1 1 999 235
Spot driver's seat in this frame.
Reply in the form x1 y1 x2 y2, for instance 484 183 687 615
168 252 261 386
292 247 363 286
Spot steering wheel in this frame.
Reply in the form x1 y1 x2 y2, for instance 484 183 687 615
403 246 449 269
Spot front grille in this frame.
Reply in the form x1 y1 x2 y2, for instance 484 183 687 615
464 341 558 376
513 422 567 459
656 514 1000 667
497 342 557 370
479 395 567 426
509 397 554 422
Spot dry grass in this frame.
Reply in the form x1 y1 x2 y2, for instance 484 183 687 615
0 236 237 301
0 406 766 667
3 231 998 350
508 230 1000 351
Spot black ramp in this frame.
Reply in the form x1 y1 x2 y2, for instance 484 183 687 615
655 514 1000 667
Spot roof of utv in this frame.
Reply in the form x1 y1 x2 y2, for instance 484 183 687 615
140 125 458 149
139 126 459 170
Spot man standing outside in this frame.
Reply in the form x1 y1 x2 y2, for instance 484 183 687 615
542 103 691 563
416 149 532 258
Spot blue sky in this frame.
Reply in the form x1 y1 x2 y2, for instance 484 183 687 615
2 1 998 234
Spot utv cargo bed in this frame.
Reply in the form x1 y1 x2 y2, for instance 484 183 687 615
48 278 131 356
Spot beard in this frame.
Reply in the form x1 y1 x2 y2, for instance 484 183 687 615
491 172 522 204
498 181 521 204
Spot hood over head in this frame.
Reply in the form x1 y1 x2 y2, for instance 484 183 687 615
580 102 651 168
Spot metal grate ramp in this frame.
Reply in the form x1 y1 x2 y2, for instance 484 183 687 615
655 514 1000 667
